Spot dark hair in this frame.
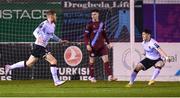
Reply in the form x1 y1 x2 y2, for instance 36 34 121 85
47 10 56 15
91 9 100 13
143 29 152 35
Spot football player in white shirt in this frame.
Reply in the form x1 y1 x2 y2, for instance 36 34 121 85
126 29 170 87
5 10 68 86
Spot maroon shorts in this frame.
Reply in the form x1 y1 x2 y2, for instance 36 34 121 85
89 45 108 57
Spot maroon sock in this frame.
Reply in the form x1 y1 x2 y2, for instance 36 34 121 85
89 63 94 77
104 62 112 76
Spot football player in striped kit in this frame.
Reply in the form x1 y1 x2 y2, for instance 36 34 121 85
84 9 117 82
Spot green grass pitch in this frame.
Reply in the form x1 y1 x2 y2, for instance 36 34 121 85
0 80 180 97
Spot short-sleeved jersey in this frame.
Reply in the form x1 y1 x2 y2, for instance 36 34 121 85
33 20 57 47
142 38 161 60
84 21 109 50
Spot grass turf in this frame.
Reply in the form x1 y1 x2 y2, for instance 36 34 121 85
0 80 180 97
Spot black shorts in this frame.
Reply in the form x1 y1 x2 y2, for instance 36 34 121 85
31 44 49 58
89 45 108 57
140 58 163 70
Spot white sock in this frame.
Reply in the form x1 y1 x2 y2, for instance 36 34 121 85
50 67 59 83
151 68 160 80
9 61 25 69
129 71 138 84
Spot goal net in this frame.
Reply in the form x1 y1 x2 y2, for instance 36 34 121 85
0 0 137 81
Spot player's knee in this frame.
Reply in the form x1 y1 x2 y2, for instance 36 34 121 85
155 65 164 69
102 55 108 62
25 61 33 68
103 59 109 63
134 67 140 73
154 66 162 69
89 62 94 65
155 61 164 68
155 64 164 69
133 69 139 73
103 61 109 66
89 59 94 64
134 64 143 72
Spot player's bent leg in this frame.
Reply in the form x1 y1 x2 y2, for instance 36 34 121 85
45 53 65 86
5 55 38 76
89 56 96 83
101 55 117 81
44 52 57 65
26 55 39 68
126 63 144 87
148 60 165 85
155 60 165 68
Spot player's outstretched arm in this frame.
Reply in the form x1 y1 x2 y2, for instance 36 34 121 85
157 48 170 62
52 34 69 43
